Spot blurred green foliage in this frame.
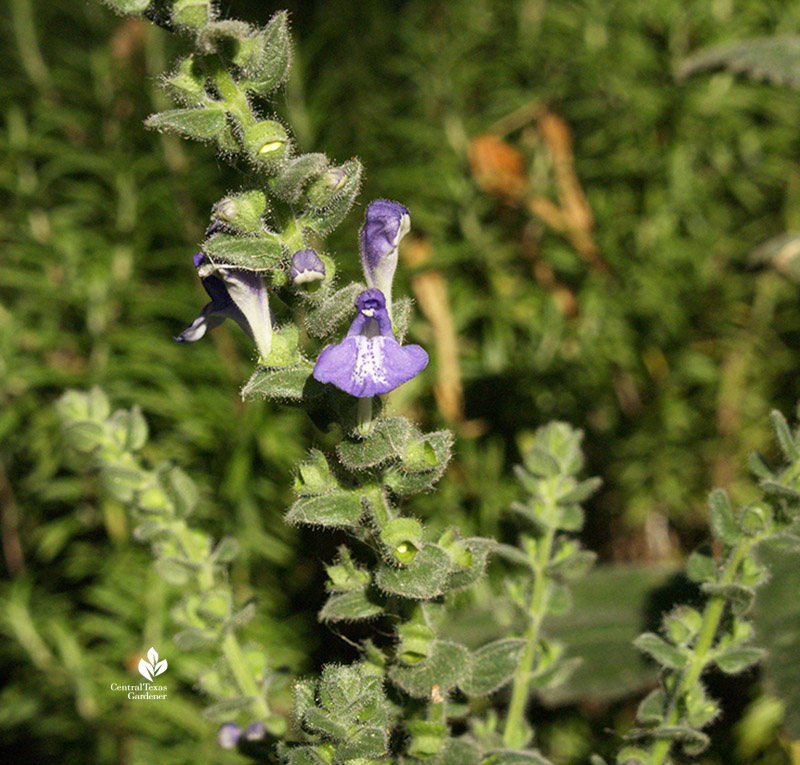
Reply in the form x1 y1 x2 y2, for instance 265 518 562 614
2 0 800 761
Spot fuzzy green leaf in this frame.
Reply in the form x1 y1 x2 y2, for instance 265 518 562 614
481 751 553 765
299 160 363 235
337 416 416 470
241 363 315 401
388 640 470 698
203 233 285 270
679 36 800 89
714 646 765 674
240 12 292 94
271 153 329 203
633 633 687 670
447 537 494 591
145 107 227 141
304 283 364 338
636 687 666 724
101 0 150 13
285 491 366 529
459 639 526 697
375 543 452 599
319 587 383 622
708 489 741 545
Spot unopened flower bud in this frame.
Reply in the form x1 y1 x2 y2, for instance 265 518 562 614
359 199 410 320
289 249 326 285
244 121 289 165
212 190 266 233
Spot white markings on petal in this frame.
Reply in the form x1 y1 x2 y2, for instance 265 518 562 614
351 336 389 390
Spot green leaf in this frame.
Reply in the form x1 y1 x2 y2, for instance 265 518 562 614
211 536 240 563
163 465 198 517
459 639 526 697
305 283 364 338
714 646 765 674
100 0 150 13
684 683 719 728
755 543 800 736
481 750 553 765
63 421 106 453
383 430 454 495
337 416 416 470
240 12 292 94
337 726 389 760
203 232 285 270
708 489 741 545
144 108 227 141
271 153 329 203
319 587 383 622
154 557 192 586
241 363 315 401
285 491 366 529
686 549 717 583
633 632 687 670
375 543 452 599
679 36 800 89
636 688 665 724
388 640 470 698
701 581 755 614
299 159 363 235
441 738 482 765
557 476 602 505
447 537 494 591
771 409 800 461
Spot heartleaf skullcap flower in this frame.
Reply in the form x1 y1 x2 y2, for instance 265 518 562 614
244 721 268 741
290 249 326 285
175 249 273 361
313 288 428 397
360 199 410 319
217 722 242 750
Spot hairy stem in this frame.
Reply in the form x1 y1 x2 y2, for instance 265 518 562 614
503 521 557 748
647 538 753 765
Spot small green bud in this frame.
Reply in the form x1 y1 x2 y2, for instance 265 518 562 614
397 621 435 665
663 606 703 646
739 503 773 536
198 588 233 623
172 0 213 30
244 121 289 166
380 518 424 564
406 719 447 758
306 165 350 207
438 527 473 568
212 190 266 234
326 547 370 592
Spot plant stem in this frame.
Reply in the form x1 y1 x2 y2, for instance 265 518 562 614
502 522 557 748
647 538 753 765
221 630 273 722
212 60 256 129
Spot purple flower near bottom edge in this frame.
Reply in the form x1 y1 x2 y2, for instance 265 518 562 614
175 252 273 360
313 288 428 398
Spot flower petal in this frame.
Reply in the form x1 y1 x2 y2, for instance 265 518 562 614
313 335 427 397
360 200 410 317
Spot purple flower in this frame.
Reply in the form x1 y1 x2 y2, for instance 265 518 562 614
175 251 273 361
360 200 410 318
244 721 267 741
217 722 242 750
290 249 326 285
313 288 427 398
